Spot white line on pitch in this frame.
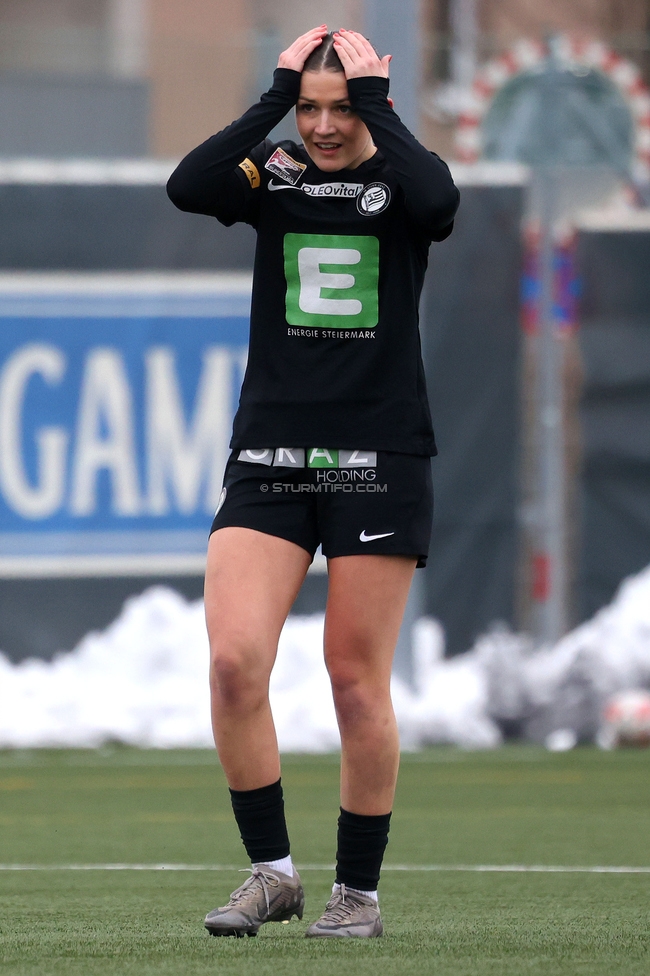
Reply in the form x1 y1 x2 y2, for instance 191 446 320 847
0 864 241 872
381 865 650 874
1 863 650 874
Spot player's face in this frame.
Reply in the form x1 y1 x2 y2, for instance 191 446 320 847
296 70 376 171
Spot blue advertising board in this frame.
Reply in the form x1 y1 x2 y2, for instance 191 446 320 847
0 274 250 576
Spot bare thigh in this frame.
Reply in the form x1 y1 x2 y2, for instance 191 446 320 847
205 526 311 666
324 554 416 684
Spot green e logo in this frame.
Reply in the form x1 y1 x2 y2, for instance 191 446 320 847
284 233 379 329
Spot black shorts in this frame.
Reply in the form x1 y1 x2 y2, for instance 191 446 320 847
210 450 433 568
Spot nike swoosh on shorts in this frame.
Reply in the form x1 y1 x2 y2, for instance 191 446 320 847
359 531 395 542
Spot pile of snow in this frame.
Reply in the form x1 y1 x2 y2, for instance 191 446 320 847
1 564 649 751
476 563 650 746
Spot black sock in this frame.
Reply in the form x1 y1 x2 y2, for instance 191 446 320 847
229 778 290 864
335 807 391 891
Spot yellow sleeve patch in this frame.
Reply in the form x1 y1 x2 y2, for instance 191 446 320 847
238 158 261 189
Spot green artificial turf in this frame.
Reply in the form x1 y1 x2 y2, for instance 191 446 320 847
1 746 649 975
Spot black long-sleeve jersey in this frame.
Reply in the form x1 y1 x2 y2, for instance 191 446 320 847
167 69 459 456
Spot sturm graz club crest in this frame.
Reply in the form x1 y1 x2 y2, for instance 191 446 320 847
357 182 391 216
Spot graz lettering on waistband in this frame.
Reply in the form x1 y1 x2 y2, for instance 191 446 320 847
237 449 378 469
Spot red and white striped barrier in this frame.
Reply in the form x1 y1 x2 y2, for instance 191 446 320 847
455 36 650 181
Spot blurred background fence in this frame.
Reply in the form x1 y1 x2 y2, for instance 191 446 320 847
0 0 649 664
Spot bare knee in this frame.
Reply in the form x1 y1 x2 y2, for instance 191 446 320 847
327 656 389 730
210 635 271 711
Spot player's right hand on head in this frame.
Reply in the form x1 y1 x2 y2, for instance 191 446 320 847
277 25 328 71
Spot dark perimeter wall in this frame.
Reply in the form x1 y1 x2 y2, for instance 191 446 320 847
577 228 650 620
0 184 255 271
422 184 525 655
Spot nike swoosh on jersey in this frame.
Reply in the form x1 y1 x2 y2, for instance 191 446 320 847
359 530 395 542
268 181 297 191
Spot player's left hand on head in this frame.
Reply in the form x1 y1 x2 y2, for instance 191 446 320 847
332 29 391 79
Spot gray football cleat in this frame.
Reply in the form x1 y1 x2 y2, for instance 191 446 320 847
305 884 383 938
204 866 304 937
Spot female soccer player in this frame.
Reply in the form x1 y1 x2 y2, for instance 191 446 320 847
167 25 459 938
